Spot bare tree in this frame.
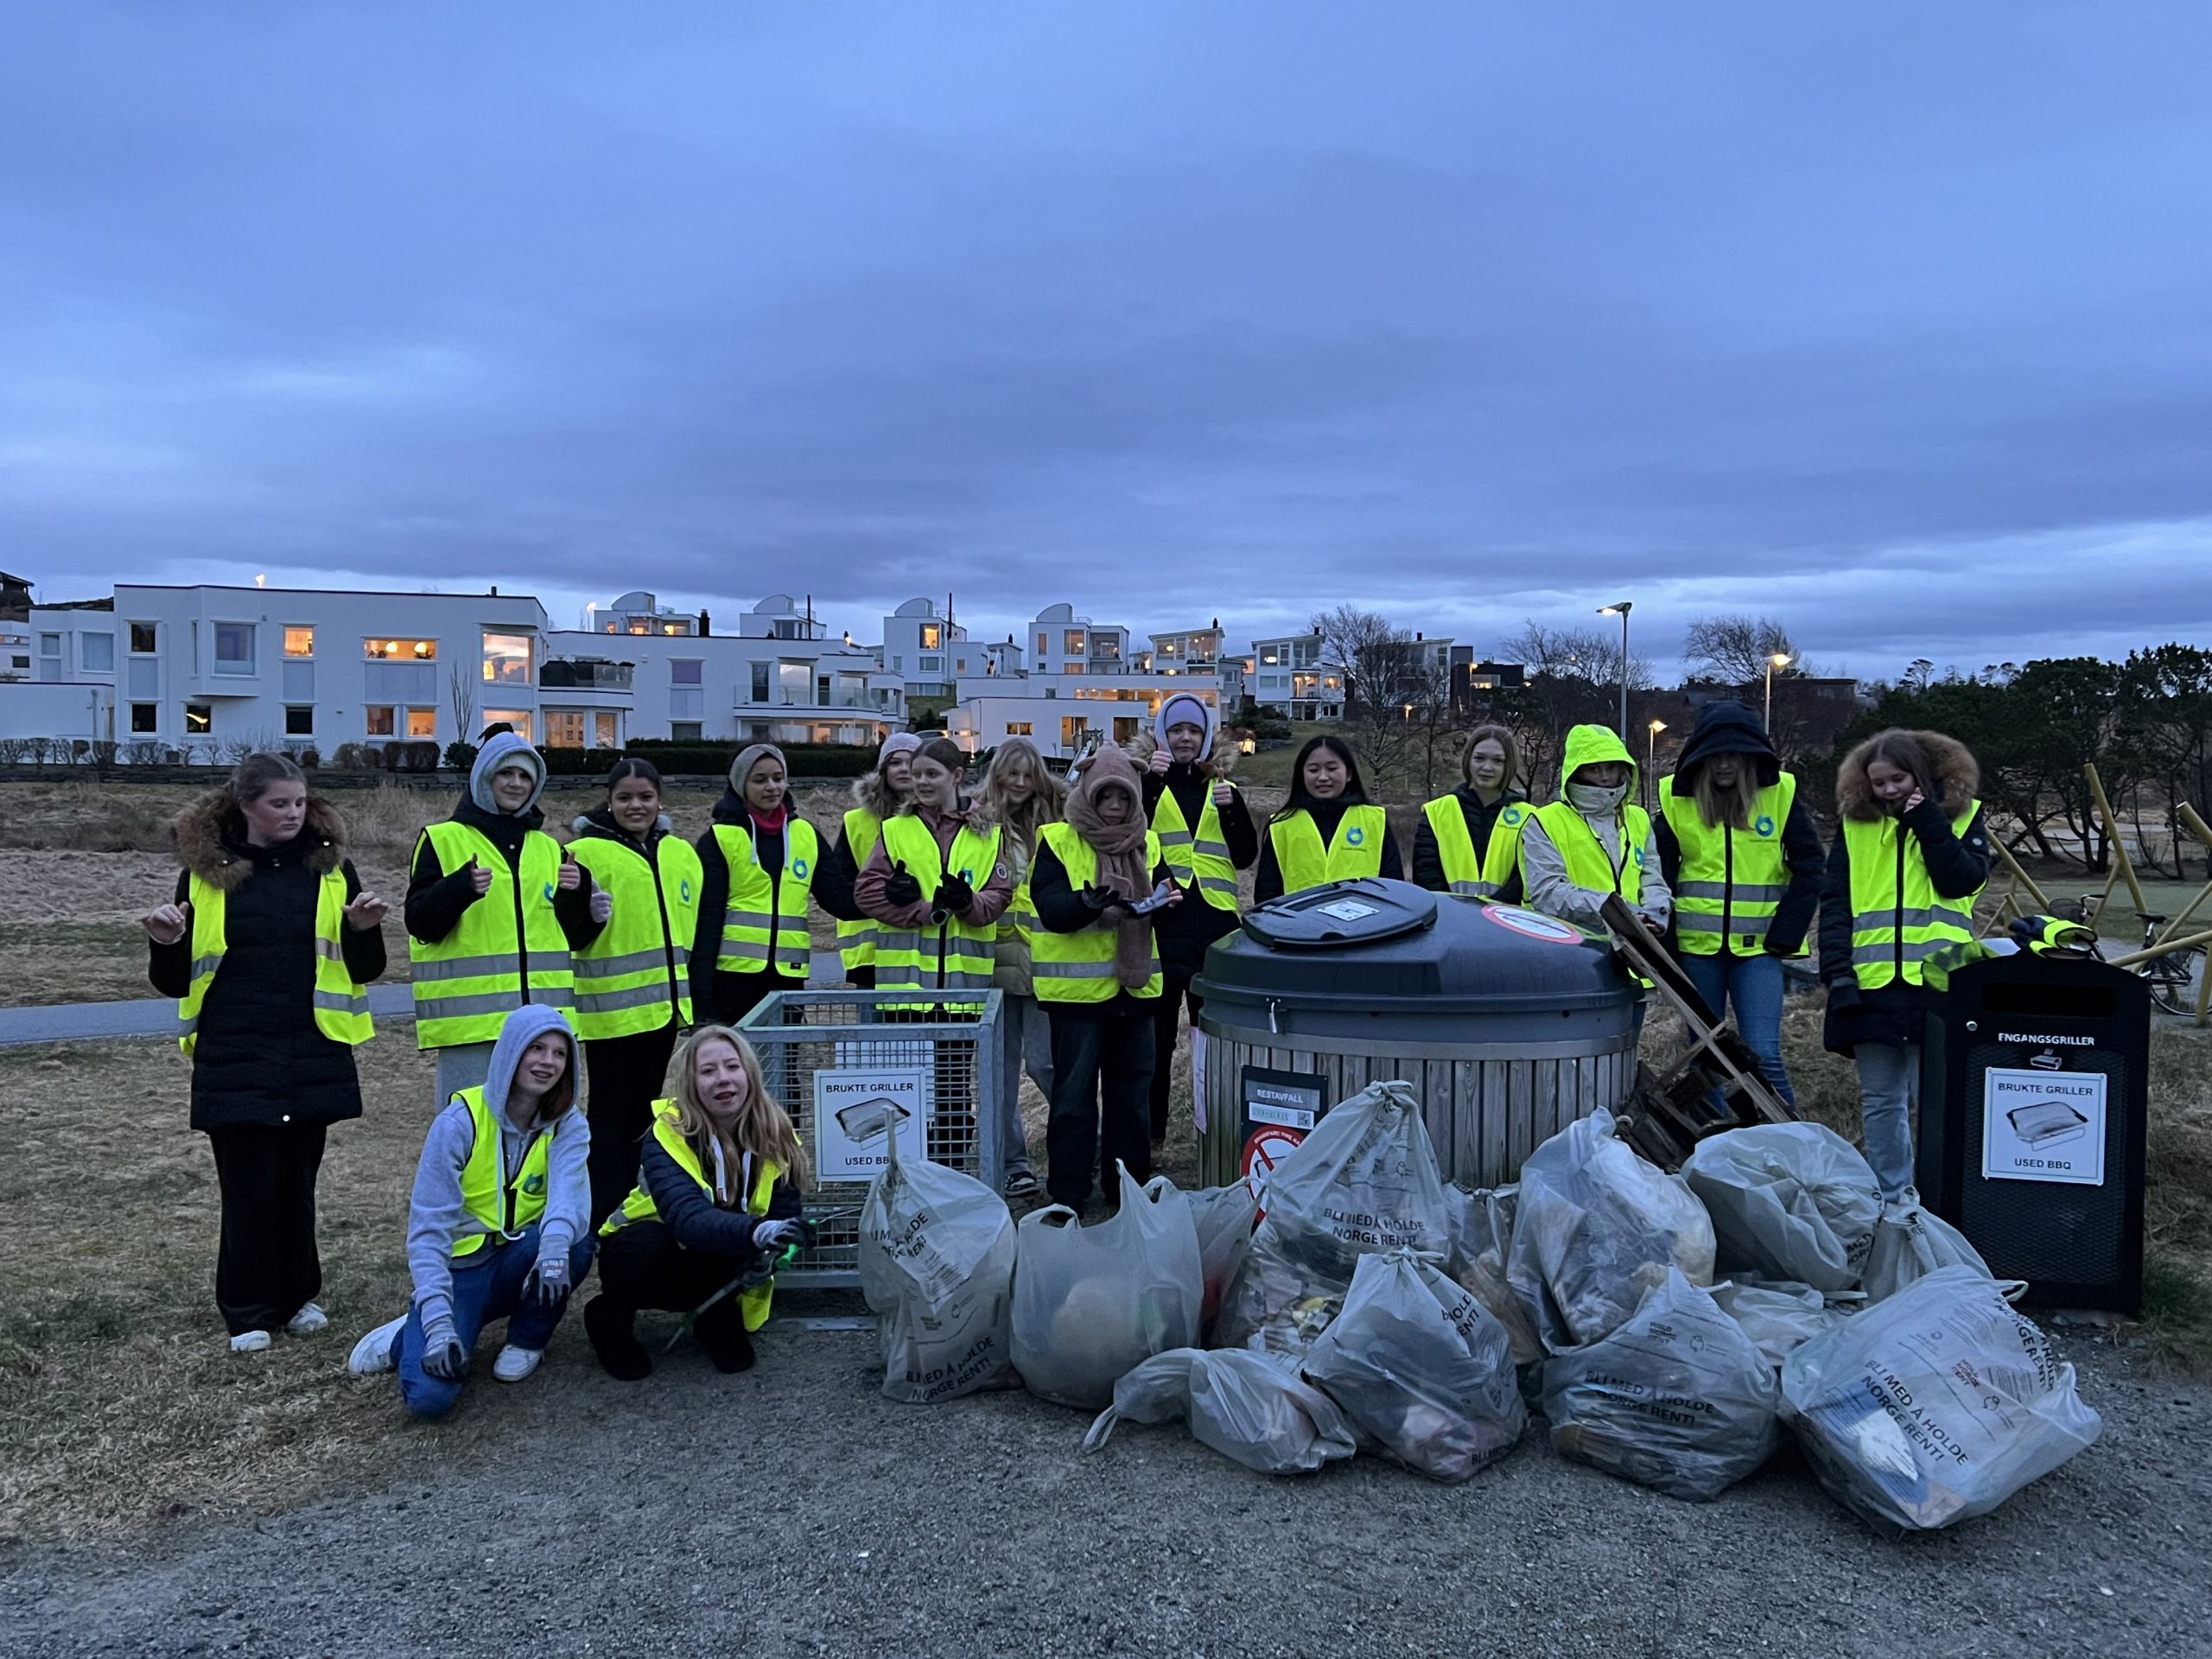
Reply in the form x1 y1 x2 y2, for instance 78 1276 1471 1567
448 663 477 742
1310 605 1402 716
1682 614 1801 687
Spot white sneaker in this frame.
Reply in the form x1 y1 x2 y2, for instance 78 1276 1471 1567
285 1303 329 1337
347 1316 406 1376
492 1344 543 1384
228 1330 272 1354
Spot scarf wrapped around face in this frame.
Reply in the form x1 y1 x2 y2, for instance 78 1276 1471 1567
1064 746 1154 988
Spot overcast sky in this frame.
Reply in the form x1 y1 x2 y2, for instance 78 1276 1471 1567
4 3 2210 680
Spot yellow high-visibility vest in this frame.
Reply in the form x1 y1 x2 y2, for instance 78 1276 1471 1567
567 833 702 1039
1478 800 1535 895
1420 796 1489 896
601 1099 785 1331
1030 824 1164 1003
874 816 1003 1010
1843 803 1985 989
1268 805 1387 895
449 1084 554 1261
410 821 574 1049
1154 787 1239 912
710 819 819 981
179 868 372 1055
837 809 884 975
1658 773 1802 957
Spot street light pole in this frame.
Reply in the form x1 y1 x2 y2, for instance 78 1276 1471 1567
1764 651 1795 732
1647 718 1666 809
1598 601 1633 738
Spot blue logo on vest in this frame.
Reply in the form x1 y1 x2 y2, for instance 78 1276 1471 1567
1756 815 1776 836
523 1173 545 1197
543 881 556 901
1346 825 1365 846
793 857 809 878
1632 846 1646 867
680 879 692 903
1503 806 1522 825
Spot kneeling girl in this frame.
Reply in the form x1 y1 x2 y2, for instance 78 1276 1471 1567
587 1024 811 1380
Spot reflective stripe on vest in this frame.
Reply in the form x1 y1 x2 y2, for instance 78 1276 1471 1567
1153 787 1240 912
1268 805 1387 895
450 1084 554 1260
712 819 819 980
410 821 575 1049
179 867 372 1055
1421 796 1491 897
1030 823 1164 1002
1479 800 1533 895
1842 802 1985 990
836 809 885 972
1658 773 1801 957
874 817 1003 1009
601 1100 785 1331
567 833 702 1039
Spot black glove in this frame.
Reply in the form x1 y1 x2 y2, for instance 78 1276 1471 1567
883 861 924 908
1081 883 1117 912
935 871 975 917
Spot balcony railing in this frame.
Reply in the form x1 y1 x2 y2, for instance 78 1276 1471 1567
541 659 634 690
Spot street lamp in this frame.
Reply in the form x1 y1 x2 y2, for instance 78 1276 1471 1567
1597 601 1633 737
1764 652 1794 731
1647 718 1667 806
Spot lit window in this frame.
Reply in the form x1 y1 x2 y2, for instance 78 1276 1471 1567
1007 721 1033 736
483 709 532 742
407 708 436 739
365 639 437 660
184 702 212 734
365 706 396 736
919 623 942 649
543 711 585 749
1064 630 1085 655
481 632 535 685
213 623 255 674
129 622 157 653
284 705 314 735
283 626 315 658
594 713 617 747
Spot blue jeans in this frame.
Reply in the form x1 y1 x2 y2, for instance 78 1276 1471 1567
1854 1042 1920 1198
394 1223 594 1420
1679 950 1796 1108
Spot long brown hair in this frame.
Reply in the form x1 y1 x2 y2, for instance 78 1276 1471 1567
1691 764 1763 831
229 751 307 805
1460 724 1522 793
976 735 1066 857
669 1024 810 1187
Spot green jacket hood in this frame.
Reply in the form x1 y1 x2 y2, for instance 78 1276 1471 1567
1560 723 1637 792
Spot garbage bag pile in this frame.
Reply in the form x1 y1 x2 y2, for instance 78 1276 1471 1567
863 1082 2103 1529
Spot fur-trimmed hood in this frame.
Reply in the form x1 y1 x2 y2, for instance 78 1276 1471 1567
850 766 907 818
175 790 346 891
1124 728 1237 780
1836 729 1980 822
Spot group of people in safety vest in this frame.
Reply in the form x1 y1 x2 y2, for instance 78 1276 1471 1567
146 692 1985 1409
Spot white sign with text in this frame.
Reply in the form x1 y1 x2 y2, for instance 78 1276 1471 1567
814 1067 928 1182
1981 1068 2105 1185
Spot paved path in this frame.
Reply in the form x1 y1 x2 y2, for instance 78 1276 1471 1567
0 951 845 1046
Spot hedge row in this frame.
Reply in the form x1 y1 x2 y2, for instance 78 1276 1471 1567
539 741 880 779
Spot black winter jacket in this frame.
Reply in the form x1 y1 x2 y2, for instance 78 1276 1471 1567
692 791 847 1022
1818 797 1991 1054
1252 798 1403 905
403 795 603 950
637 1132 802 1265
149 795 385 1131
1140 764 1259 977
1409 787 1526 893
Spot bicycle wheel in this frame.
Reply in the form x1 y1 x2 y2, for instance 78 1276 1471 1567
2143 945 2207 1018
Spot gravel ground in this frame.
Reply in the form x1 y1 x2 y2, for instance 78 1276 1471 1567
1 1315 2203 1659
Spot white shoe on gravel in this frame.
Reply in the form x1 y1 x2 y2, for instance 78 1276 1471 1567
229 1330 273 1354
493 1344 543 1384
347 1316 406 1376
285 1303 329 1337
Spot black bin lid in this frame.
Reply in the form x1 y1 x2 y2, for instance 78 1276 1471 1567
1240 879 1437 950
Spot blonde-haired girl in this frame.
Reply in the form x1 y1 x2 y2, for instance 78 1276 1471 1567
975 735 1066 1196
586 1024 810 1380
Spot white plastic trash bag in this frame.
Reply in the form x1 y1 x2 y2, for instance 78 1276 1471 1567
1861 1188 1996 1304
1208 1219 1351 1359
1682 1124 1882 1292
1301 1251 1526 1482
1010 1164 1205 1409
1443 1183 1543 1368
1509 1109 1717 1351
1541 1268 1781 1502
1260 1080 1452 1269
1710 1280 1847 1370
859 1141 1017 1405
1186 1182 1259 1336
1782 1265 2102 1530
1082 1348 1357 1475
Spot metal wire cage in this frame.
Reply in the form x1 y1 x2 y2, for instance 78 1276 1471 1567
737 988 1003 1288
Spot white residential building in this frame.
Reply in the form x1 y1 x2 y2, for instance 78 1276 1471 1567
945 601 1221 759
1249 632 1344 721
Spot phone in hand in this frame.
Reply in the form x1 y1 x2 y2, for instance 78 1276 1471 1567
1126 880 1179 917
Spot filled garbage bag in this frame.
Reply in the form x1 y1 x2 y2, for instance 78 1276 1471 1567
1209 1216 1353 1359
1186 1181 1260 1338
1860 1188 1996 1304
1082 1348 1357 1475
1682 1124 1883 1292
1541 1268 1781 1502
1509 1109 1717 1352
1710 1279 1848 1370
1782 1265 2102 1531
859 1141 1017 1405
1009 1164 1205 1409
1301 1251 1526 1482
1443 1183 1543 1368
1259 1079 1452 1268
